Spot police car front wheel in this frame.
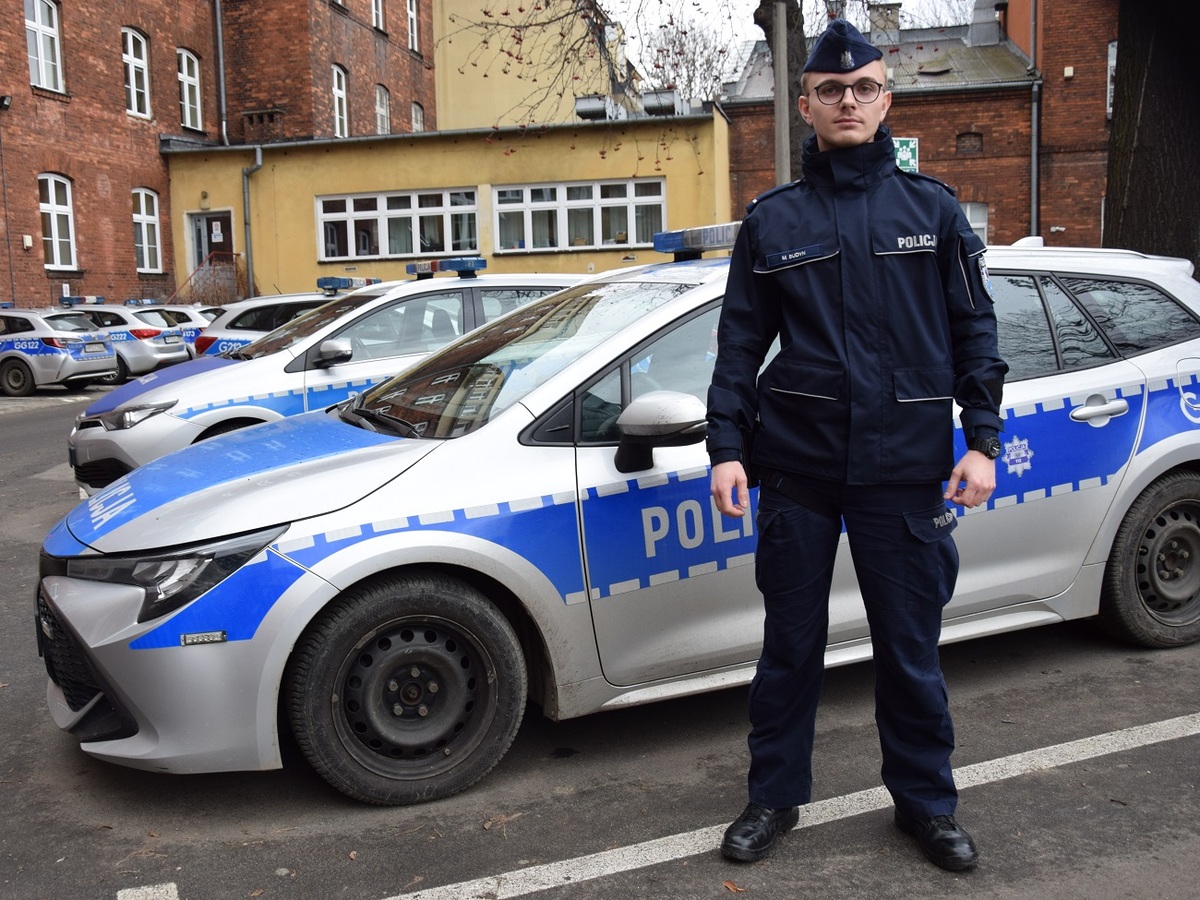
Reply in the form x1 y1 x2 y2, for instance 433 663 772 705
1101 470 1200 648
286 571 528 805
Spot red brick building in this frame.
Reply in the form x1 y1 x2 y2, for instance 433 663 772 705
0 0 436 308
721 0 1119 248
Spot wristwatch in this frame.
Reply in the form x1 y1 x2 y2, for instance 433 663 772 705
967 434 1002 460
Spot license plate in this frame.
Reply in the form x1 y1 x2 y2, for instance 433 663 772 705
164 334 181 344
84 342 105 353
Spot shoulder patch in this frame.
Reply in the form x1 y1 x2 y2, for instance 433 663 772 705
898 169 957 197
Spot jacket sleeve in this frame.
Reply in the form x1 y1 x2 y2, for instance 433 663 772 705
706 213 780 465
942 202 1008 436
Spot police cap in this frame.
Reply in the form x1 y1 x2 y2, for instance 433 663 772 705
803 18 883 74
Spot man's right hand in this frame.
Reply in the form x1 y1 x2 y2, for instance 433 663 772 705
711 460 750 518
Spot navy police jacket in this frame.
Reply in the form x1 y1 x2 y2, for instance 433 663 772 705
707 126 1007 485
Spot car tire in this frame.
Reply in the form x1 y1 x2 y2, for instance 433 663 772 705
0 359 35 397
1100 471 1200 647
99 356 130 385
286 570 528 805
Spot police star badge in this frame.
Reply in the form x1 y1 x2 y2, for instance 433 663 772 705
840 50 855 70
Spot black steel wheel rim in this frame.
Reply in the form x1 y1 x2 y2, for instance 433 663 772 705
1136 501 1200 626
333 616 497 780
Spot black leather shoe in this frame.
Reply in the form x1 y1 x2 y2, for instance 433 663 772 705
721 802 800 862
895 813 980 871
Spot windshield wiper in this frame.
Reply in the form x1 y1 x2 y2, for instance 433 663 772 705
339 396 420 437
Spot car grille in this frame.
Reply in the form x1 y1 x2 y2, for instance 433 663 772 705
36 582 138 742
73 458 133 491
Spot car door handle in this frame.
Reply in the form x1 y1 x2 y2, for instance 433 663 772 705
1069 395 1129 422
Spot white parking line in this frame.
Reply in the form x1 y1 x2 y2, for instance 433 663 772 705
384 712 1200 900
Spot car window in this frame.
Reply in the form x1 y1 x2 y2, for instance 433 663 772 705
1 315 33 335
89 311 123 327
580 305 721 443
991 275 1059 381
340 292 465 360
46 313 99 333
1061 277 1200 356
480 288 558 324
133 310 177 328
1041 276 1117 371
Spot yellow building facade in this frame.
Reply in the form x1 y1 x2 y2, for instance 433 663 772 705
166 113 730 296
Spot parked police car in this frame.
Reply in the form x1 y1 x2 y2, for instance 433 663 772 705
50 298 190 384
145 304 222 358
194 289 344 356
68 263 579 494
0 303 117 396
36 227 1200 806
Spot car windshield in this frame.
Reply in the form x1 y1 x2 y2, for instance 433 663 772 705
342 279 691 439
231 291 387 359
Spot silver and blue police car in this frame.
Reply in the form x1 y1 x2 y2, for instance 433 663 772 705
36 227 1200 805
67 263 579 494
193 286 360 357
51 297 191 384
0 304 117 396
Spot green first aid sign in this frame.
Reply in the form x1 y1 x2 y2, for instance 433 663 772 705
894 137 919 172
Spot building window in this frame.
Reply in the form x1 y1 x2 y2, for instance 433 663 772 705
177 49 203 130
123 28 151 118
39 174 76 269
960 201 988 244
493 179 666 252
373 0 385 30
132 188 162 273
1107 40 1118 120
332 65 348 137
407 0 419 51
26 0 63 92
316 189 478 261
375 85 391 135
411 101 425 132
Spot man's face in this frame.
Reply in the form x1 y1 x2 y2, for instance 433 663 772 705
798 60 891 152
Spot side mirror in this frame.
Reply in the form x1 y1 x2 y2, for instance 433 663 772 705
316 337 353 367
613 390 707 473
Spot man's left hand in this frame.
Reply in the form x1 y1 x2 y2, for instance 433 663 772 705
944 451 997 508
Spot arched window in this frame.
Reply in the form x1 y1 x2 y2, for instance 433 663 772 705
177 49 203 130
38 174 76 269
26 1 63 91
332 65 348 137
375 85 391 135
123 28 151 117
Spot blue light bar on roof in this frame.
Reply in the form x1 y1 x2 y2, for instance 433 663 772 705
652 223 741 259
316 276 382 292
0 301 14 309
124 298 157 306
61 295 106 306
405 257 487 279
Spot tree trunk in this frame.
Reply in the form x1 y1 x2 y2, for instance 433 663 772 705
1104 0 1200 271
755 0 813 181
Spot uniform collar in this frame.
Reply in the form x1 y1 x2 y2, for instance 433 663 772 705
801 125 896 191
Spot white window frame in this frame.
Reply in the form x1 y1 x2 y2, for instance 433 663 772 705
332 65 348 137
39 173 76 270
123 28 151 118
411 101 425 133
132 188 162 273
373 0 385 30
407 0 419 52
177 48 203 130
1107 40 1118 120
316 189 478 261
961 201 988 244
493 179 666 253
375 85 391 135
26 0 63 92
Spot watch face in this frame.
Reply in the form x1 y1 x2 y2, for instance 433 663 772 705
971 437 1001 459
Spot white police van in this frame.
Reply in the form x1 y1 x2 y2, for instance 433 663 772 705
68 263 578 494
36 227 1200 805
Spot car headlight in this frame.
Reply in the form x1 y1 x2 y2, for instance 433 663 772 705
66 526 286 622
92 400 178 431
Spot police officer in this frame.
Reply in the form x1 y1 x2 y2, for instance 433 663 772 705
707 18 1006 871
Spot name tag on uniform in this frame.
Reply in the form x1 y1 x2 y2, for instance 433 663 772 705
764 244 825 270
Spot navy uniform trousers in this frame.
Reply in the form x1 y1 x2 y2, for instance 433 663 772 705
747 478 960 820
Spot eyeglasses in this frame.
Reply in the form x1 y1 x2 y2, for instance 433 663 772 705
808 80 885 106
